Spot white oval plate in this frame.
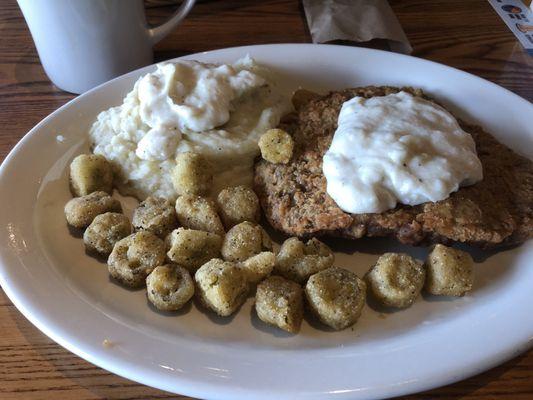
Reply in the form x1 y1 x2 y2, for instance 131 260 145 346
0 44 532 400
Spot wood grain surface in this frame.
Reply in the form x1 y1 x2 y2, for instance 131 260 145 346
1 0 532 399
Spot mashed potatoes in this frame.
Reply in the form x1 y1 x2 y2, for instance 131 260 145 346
90 57 290 200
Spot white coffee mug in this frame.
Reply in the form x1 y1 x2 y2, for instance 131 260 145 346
17 0 195 94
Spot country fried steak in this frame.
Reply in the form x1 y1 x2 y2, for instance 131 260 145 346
254 86 533 248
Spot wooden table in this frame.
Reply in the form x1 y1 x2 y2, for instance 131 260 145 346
1 0 532 399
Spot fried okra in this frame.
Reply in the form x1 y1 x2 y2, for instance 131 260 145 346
216 185 261 229
69 154 113 196
108 231 165 288
171 152 213 196
305 267 366 330
255 276 304 334
166 228 222 272
83 212 132 255
194 259 248 317
258 128 294 164
365 253 425 308
64 191 122 228
146 265 194 311
175 194 224 236
425 244 474 296
240 251 276 284
221 221 273 262
275 237 334 283
132 196 177 238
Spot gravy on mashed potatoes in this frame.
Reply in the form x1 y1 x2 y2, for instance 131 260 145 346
90 57 290 200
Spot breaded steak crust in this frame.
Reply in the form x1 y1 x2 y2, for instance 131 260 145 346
254 87 532 248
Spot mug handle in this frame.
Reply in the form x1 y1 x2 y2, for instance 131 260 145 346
149 0 196 44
